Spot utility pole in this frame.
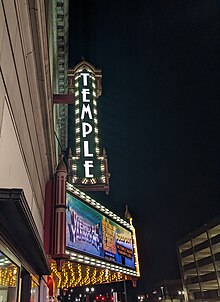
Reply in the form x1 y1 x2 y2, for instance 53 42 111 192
124 281 128 302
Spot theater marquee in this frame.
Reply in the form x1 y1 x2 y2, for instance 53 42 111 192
67 61 110 193
66 191 135 269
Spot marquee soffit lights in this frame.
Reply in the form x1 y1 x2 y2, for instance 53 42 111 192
65 250 138 276
50 260 135 289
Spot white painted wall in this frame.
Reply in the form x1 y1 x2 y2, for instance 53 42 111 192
0 0 55 240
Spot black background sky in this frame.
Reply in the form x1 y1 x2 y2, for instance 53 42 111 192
68 0 220 292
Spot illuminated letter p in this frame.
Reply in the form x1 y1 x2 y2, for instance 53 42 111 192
82 122 93 138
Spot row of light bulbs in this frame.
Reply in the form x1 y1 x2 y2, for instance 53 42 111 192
66 183 133 230
66 250 137 277
50 261 129 289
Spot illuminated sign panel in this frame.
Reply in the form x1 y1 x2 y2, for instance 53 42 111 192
67 61 110 193
77 71 97 178
66 191 135 269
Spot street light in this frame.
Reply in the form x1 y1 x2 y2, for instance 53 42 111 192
85 287 95 302
178 290 185 302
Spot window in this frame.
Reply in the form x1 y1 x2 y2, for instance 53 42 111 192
0 251 19 302
30 279 39 302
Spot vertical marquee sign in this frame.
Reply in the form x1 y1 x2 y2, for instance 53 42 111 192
67 61 110 193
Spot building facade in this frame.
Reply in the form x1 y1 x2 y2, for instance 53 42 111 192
0 1 139 301
46 58 140 297
0 0 68 301
177 217 220 302
141 279 183 302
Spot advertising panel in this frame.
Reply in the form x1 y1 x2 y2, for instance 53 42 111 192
66 192 135 269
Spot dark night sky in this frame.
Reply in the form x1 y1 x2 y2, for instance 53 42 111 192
68 0 220 291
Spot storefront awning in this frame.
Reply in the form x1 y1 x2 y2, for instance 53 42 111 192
0 188 50 275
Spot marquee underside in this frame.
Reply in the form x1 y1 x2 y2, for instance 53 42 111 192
50 259 136 289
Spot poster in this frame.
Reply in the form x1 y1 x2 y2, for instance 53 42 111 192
66 192 135 269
